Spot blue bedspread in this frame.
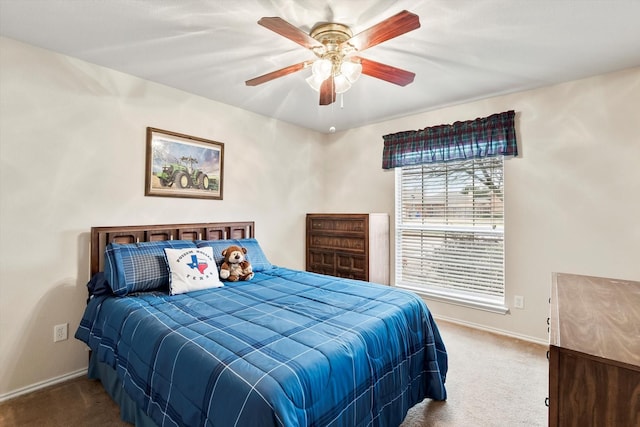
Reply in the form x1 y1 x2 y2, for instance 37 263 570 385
76 267 447 427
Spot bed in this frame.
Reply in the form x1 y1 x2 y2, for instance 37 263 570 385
75 221 447 427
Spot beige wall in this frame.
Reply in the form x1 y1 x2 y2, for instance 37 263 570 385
0 37 325 398
321 67 640 342
1 35 639 399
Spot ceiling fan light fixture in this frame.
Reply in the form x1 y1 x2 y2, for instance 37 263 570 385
334 74 352 94
340 60 362 83
311 59 332 80
305 74 325 92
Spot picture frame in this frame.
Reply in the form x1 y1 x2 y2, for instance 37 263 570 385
145 127 224 200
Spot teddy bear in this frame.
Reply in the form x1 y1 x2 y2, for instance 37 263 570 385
219 245 254 281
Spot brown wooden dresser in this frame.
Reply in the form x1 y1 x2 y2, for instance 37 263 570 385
306 213 389 285
548 273 640 427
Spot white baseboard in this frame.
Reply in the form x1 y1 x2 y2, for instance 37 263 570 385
0 368 87 403
433 314 549 346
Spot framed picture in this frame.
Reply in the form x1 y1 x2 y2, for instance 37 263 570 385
145 127 224 199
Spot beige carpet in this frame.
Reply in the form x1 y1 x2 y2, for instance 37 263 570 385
401 320 548 426
0 320 548 426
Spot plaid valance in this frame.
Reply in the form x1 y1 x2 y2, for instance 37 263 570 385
382 110 518 169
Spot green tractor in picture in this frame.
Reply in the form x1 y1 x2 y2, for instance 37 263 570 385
157 156 210 190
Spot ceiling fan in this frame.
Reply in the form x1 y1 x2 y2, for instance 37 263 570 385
245 10 420 106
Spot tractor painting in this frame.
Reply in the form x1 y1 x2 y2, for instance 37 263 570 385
157 156 210 190
147 128 223 199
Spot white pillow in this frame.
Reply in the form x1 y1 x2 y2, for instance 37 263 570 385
164 247 223 295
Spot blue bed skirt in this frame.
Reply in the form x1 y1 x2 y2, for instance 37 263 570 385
88 352 157 427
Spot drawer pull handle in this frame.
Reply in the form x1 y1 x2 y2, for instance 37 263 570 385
547 317 550 325
545 397 549 407
546 350 550 360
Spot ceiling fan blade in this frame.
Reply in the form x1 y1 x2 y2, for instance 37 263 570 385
245 61 310 86
258 17 323 50
340 10 420 52
356 57 415 86
319 76 336 105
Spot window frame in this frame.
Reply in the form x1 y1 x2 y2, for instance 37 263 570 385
394 157 509 314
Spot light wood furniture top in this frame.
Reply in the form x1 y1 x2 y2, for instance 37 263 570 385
548 272 640 427
550 273 640 367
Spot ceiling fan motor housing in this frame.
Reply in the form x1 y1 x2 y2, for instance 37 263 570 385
310 23 355 68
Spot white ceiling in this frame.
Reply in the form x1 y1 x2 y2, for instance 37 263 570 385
2 0 640 133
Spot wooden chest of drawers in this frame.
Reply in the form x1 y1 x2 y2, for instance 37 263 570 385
306 213 389 285
548 273 640 427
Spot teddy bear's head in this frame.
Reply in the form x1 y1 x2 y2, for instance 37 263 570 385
221 245 247 264
219 245 254 282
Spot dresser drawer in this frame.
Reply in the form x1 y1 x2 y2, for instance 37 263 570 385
308 217 367 233
336 253 366 276
308 249 335 270
309 234 366 253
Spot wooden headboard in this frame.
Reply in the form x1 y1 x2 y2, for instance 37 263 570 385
90 221 255 276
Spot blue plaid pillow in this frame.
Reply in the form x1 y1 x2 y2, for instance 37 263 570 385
196 238 274 272
104 240 197 296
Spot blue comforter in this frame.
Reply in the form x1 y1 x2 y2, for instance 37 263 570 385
76 267 447 427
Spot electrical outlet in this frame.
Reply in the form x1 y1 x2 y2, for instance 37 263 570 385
514 295 525 309
54 323 68 342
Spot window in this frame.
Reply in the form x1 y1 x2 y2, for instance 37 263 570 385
395 156 507 313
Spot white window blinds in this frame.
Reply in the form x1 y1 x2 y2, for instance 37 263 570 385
395 156 506 309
